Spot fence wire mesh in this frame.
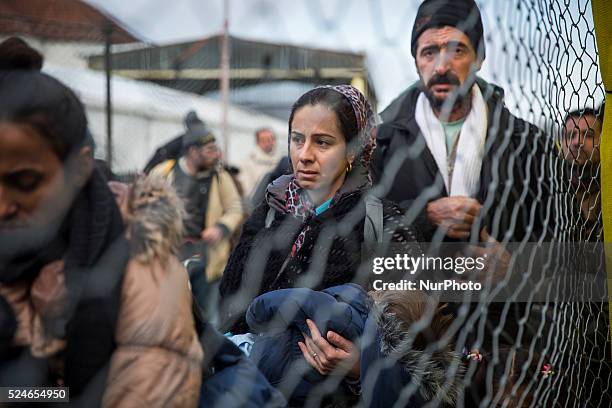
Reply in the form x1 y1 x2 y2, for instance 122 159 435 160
0 0 610 407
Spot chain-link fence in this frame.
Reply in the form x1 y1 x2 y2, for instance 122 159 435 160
1 0 610 406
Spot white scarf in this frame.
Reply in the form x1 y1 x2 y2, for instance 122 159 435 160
415 85 488 196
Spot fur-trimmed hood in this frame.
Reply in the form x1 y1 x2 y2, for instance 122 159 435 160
110 175 185 263
235 281 465 407
361 297 465 407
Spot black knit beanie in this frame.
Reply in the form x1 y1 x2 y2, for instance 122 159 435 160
411 0 485 59
182 122 216 150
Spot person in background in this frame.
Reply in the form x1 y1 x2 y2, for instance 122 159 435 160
0 37 203 407
143 110 201 174
239 128 278 209
150 121 244 319
561 104 604 241
558 105 611 407
250 155 291 210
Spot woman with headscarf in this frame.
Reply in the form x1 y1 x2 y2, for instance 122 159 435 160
0 38 203 406
219 85 421 382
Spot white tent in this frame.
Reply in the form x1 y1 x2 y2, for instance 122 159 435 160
44 64 288 173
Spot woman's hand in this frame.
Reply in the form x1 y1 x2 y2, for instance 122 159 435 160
298 319 360 380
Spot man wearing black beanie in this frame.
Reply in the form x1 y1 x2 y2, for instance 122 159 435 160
372 0 552 245
150 113 244 318
370 4 554 400
410 0 485 61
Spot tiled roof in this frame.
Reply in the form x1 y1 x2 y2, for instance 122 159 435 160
0 0 140 43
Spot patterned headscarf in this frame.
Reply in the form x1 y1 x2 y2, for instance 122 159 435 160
317 84 378 169
284 85 378 256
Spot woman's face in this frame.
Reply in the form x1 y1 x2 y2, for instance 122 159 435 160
290 104 352 205
0 122 71 225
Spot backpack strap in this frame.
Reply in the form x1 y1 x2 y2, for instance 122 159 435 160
364 195 384 243
266 197 382 240
265 207 275 228
162 159 177 177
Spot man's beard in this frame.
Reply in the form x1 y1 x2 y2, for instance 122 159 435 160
423 72 474 114
197 162 214 172
197 159 218 172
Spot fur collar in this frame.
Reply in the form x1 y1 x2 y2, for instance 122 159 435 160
126 176 185 263
369 300 465 405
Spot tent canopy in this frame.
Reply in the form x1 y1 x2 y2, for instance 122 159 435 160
44 64 288 173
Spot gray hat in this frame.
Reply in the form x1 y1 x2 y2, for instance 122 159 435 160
182 112 216 149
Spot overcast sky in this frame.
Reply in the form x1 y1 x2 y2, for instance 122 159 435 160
85 0 602 116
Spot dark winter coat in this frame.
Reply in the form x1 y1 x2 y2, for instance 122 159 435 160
197 320 287 408
371 78 557 351
246 284 369 405
246 283 464 407
371 78 555 242
218 175 422 335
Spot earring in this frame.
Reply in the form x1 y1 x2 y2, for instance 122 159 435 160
346 161 353 174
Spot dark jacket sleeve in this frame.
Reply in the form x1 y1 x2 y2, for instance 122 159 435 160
198 321 287 407
218 201 270 333
371 126 437 240
246 286 365 341
0 295 17 362
360 317 428 408
219 201 268 298
370 124 390 185
382 200 427 244
521 119 556 241
505 116 556 241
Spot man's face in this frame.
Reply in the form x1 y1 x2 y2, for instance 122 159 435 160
257 130 276 154
415 26 481 111
190 143 220 171
562 114 601 166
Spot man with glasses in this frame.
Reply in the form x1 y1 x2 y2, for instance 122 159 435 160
151 119 244 316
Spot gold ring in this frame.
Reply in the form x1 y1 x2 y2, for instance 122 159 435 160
312 352 318 358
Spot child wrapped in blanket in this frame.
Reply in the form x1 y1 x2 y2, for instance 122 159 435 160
243 283 465 407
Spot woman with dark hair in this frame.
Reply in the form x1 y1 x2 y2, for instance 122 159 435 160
0 39 203 406
219 85 422 392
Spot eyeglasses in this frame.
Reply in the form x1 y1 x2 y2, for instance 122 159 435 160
202 144 219 153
